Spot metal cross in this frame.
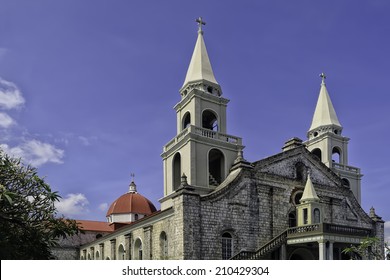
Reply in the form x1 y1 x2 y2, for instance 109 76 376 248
320 72 327 84
196 17 206 33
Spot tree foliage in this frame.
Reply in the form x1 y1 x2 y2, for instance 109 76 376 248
342 237 389 260
0 149 79 259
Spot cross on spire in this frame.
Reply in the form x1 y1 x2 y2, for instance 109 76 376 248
320 72 327 84
196 17 206 34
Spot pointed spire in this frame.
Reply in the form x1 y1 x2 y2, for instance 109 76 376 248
300 173 320 203
181 17 219 89
309 73 342 132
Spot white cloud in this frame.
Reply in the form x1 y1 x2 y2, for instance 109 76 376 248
0 112 15 128
0 139 64 167
55 193 89 216
98 202 108 211
0 77 25 109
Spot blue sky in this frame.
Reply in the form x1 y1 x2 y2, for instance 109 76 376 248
0 0 389 240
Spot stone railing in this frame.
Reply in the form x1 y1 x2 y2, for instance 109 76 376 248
163 125 242 152
287 223 371 238
332 162 361 174
230 230 287 260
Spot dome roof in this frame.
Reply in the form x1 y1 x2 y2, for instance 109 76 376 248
106 181 157 217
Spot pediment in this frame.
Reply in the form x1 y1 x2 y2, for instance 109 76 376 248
253 146 342 188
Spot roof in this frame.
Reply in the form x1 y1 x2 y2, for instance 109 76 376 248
309 79 341 131
182 28 218 88
76 220 113 232
300 174 320 203
106 192 157 216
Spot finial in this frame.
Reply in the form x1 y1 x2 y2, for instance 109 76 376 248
196 17 206 34
319 72 326 85
181 173 188 186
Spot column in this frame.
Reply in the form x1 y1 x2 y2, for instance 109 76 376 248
99 243 104 260
280 244 287 260
328 242 334 260
125 233 132 260
110 238 116 260
318 241 326 260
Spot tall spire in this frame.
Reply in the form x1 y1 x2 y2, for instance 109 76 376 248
309 73 341 132
181 17 219 90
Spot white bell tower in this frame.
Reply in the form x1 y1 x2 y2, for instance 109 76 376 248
160 18 244 209
305 74 362 203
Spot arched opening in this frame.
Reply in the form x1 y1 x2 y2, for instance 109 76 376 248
202 110 218 131
332 147 341 163
208 149 225 186
87 253 91 260
221 232 233 260
295 162 306 181
313 208 321 224
95 250 100 260
312 148 322 161
342 178 350 188
134 239 143 260
173 153 181 190
135 213 139 221
289 248 315 260
118 244 125 260
293 191 303 205
288 211 297 227
182 112 191 130
96 233 102 239
160 231 168 259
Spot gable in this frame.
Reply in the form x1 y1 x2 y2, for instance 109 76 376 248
253 146 342 188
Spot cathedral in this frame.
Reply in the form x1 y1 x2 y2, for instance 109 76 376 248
53 18 384 260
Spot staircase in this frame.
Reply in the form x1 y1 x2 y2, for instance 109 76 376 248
230 229 288 260
209 173 219 186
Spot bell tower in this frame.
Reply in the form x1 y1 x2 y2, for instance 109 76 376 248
305 74 362 203
160 18 244 209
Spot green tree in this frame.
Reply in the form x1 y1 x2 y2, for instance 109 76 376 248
342 237 389 260
0 149 79 259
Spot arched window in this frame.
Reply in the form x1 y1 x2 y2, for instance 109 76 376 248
95 250 100 260
288 211 297 227
135 213 139 221
182 112 191 130
222 232 233 260
342 178 350 188
332 147 341 163
209 149 225 186
295 162 305 181
312 148 322 161
173 153 181 190
118 244 125 260
160 232 168 259
87 253 91 260
96 234 102 239
202 110 218 131
313 208 321 224
134 239 143 260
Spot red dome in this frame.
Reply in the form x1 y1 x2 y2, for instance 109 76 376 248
106 192 157 217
